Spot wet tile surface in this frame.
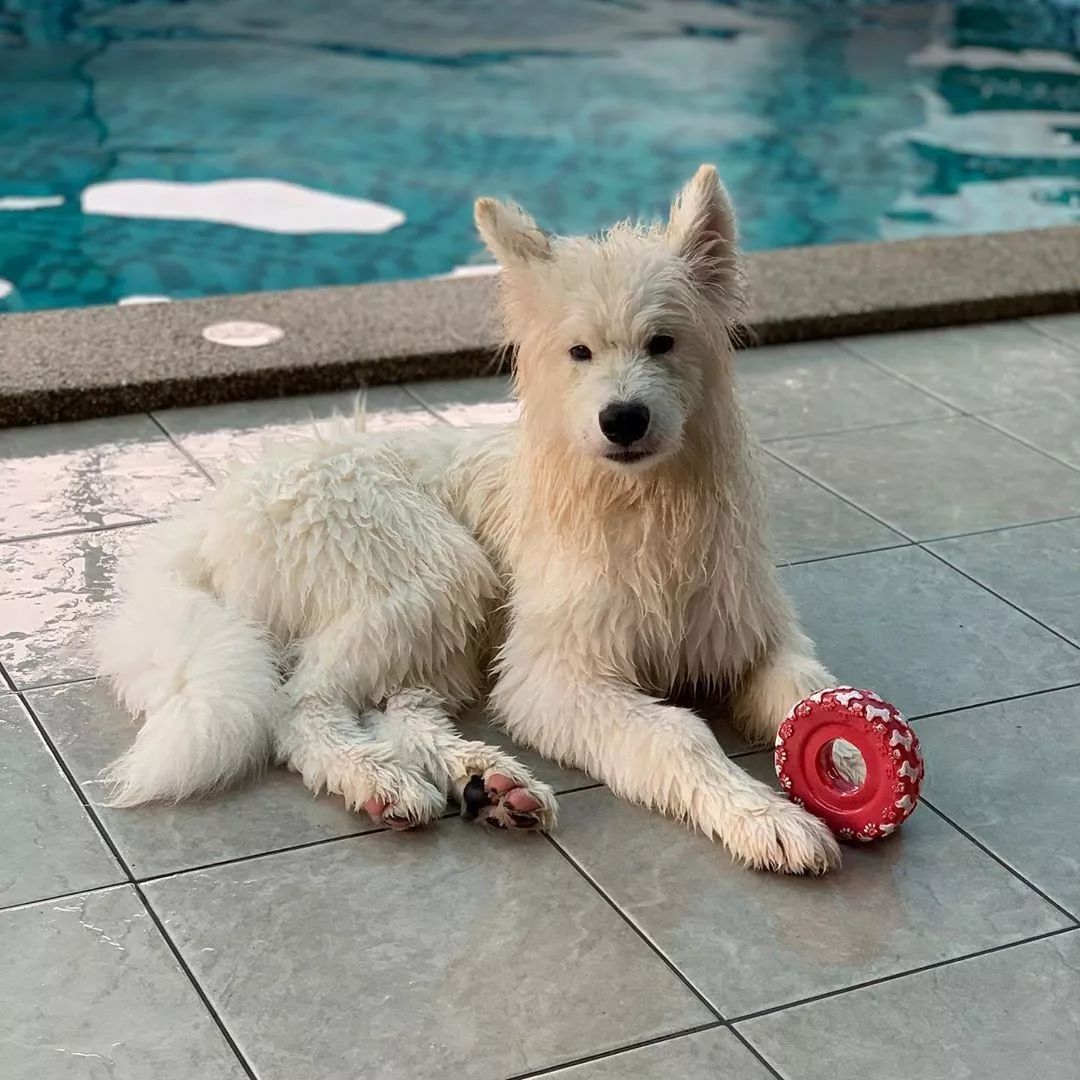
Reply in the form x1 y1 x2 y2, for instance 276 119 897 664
0 886 244 1079
408 375 519 427
843 320 1080 414
0 526 142 689
545 1028 773 1079
737 340 953 440
764 454 904 564
0 414 208 540
144 829 713 1080
28 684 594 880
553 770 1067 1018
772 416 1080 540
782 546 1080 718
928 518 1080 646
155 386 442 479
739 931 1080 1080
1026 312 1080 351
6 320 1080 1079
986 406 1080 470
917 686 1080 916
27 680 377 880
0 695 122 908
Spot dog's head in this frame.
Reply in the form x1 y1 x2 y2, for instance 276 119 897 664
475 166 741 473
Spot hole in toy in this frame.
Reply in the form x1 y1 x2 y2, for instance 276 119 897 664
816 739 867 795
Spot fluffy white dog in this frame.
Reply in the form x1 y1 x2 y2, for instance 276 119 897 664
99 166 841 873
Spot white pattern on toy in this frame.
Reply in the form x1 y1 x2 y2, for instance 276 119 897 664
898 760 922 782
890 729 914 751
834 689 865 707
865 704 894 724
895 794 915 813
878 822 898 836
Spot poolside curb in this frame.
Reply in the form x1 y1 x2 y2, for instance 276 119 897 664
1 226 1078 426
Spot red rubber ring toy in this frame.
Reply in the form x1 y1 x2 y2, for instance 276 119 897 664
774 686 923 842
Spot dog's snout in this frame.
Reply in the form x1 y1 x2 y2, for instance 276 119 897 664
598 402 650 446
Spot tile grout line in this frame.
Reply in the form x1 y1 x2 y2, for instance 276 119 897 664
400 384 456 425
146 411 218 486
920 801 1080 926
0 880 125 916
759 412 952 446
833 334 1080 478
0 656 16 694
0 517 151 547
832 337 970 414
825 339 972 414
727 924 1080 1027
1022 318 1080 359
916 543 1080 653
920 510 1080 545
543 824 1077 1075
135 828 391 886
763 445 917 542
971 410 1080 479
726 1026 789 1080
500 1022 728 1080
133 881 259 1080
20 674 101 693
16 689 260 1080
133 787 605 887
769 447 1080 655
774 540 913 571
542 834 726 1022
909 680 1080 723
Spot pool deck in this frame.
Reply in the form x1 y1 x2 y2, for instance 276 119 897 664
2 225 1079 426
2 315 1080 1079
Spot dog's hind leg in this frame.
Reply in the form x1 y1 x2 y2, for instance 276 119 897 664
276 690 446 829
273 628 447 830
369 690 557 832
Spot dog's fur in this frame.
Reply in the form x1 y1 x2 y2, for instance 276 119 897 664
99 166 841 872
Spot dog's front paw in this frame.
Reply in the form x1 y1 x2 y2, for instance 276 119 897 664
459 770 558 832
724 797 840 875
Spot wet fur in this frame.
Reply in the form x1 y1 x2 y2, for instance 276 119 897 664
99 167 840 872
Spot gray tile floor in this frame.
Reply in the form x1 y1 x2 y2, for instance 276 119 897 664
2 317 1079 1079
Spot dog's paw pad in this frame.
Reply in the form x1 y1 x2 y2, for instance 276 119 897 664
462 772 554 832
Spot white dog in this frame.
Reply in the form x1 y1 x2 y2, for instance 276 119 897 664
99 166 841 873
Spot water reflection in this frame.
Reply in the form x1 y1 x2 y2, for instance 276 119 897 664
0 0 1076 310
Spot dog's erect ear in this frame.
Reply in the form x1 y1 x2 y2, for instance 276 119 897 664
666 165 737 285
474 198 552 267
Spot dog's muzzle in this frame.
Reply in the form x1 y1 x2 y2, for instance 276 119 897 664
599 401 650 447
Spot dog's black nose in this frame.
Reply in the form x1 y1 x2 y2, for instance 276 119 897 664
599 402 650 446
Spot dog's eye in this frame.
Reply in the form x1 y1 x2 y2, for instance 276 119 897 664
647 334 675 356
569 344 592 361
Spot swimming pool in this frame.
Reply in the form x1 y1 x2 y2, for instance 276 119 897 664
1 0 1077 312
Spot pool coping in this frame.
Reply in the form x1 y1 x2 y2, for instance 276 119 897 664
1 225 1078 426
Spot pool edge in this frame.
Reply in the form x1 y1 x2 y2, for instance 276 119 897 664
2 226 1078 426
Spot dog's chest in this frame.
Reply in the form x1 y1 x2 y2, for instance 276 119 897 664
539 529 752 682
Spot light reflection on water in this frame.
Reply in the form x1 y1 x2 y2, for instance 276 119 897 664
0 0 1076 311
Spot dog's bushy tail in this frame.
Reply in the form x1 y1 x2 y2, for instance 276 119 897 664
96 513 278 807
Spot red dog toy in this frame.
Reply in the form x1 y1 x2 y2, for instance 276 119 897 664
774 686 923 842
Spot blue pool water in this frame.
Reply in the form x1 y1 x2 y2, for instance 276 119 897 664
1 0 1078 312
